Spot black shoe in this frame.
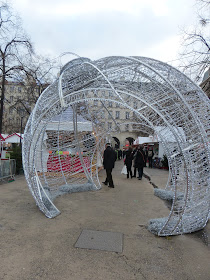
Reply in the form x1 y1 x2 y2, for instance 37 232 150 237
108 185 114 188
138 178 142 180
102 182 108 185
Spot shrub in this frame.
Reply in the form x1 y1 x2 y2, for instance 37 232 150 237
10 144 23 174
161 154 169 168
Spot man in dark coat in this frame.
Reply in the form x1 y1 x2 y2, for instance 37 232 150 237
102 143 116 188
132 146 138 177
135 145 145 180
124 147 133 179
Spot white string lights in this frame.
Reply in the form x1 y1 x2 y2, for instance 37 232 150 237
23 56 209 236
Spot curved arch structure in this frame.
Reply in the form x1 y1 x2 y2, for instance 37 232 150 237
23 56 210 236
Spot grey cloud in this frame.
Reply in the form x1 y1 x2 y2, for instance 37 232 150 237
27 9 178 59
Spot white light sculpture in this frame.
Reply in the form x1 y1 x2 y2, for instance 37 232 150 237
23 56 209 236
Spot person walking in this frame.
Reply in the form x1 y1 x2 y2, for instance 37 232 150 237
132 146 138 177
148 147 154 168
124 146 133 179
143 146 148 167
102 143 116 188
135 145 145 180
118 149 122 160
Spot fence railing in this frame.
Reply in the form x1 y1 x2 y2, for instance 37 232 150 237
0 159 16 181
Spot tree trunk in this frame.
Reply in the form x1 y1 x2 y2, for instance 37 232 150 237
0 57 5 134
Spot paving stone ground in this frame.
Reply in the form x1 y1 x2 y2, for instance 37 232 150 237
0 160 209 280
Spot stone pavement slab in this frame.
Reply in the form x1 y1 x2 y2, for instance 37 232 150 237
75 229 123 252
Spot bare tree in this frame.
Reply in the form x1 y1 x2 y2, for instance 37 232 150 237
179 0 210 83
0 1 33 133
13 54 58 111
2 53 60 133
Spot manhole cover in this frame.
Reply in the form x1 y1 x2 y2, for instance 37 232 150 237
75 229 123 252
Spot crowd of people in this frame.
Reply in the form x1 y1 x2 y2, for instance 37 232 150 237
124 145 150 180
102 143 154 188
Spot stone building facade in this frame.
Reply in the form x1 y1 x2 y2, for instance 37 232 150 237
2 80 47 134
3 82 146 147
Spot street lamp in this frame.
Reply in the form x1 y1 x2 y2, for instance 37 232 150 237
20 116 23 146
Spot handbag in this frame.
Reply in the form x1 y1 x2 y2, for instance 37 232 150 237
121 165 127 175
96 152 103 167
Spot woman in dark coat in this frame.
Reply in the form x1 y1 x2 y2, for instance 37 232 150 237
135 145 145 180
124 147 133 179
132 147 138 177
103 143 116 188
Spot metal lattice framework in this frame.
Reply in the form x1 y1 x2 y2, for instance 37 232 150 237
23 56 210 236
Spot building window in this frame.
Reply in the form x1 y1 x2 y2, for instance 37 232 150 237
125 112 130 119
9 107 13 114
108 122 112 129
108 111 113 119
101 122 105 128
133 101 137 109
115 122 120 131
94 100 98 106
18 87 22 93
10 96 13 102
116 103 120 108
17 108 25 115
108 101 112 107
116 111 120 119
109 92 113 98
10 86 14 93
125 124 129 131
92 110 97 118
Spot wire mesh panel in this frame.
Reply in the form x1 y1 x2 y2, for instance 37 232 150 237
0 159 16 181
23 56 209 235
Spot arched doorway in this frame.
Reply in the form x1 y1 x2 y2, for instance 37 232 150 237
126 137 135 146
23 56 209 236
112 136 120 149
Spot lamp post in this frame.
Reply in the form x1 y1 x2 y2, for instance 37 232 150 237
20 116 23 146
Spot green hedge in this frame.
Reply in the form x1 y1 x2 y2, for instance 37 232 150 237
10 144 23 174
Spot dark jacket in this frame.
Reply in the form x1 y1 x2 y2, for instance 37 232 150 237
124 150 133 168
103 146 116 169
135 148 145 168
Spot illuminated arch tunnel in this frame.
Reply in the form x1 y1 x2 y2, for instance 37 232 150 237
23 56 209 236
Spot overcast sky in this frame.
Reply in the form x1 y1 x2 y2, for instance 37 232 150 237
12 0 198 66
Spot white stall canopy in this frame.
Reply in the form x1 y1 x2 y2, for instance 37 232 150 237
46 107 93 132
